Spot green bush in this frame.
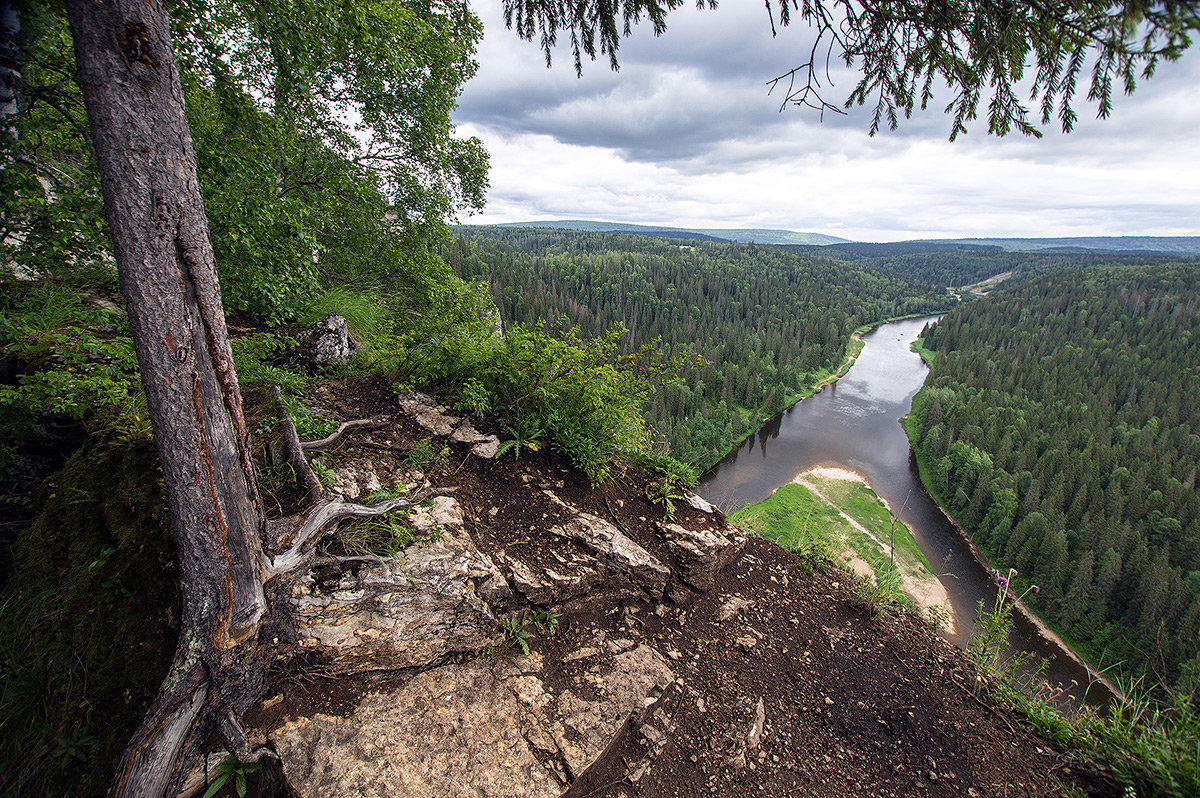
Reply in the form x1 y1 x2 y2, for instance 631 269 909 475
458 323 686 484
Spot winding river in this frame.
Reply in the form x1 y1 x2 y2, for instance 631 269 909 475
698 316 1114 708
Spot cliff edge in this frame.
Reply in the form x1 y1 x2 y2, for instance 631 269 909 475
219 376 1116 798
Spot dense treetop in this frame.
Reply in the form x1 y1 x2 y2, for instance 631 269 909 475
451 226 953 468
909 262 1200 687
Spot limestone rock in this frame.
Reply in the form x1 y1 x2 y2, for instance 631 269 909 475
450 419 501 459
290 524 504 672
270 645 675 798
308 314 355 364
658 521 744 592
544 491 670 598
271 659 563 798
685 492 717 514
398 392 460 436
329 462 381 501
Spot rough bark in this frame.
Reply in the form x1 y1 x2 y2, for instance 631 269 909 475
63 1 266 793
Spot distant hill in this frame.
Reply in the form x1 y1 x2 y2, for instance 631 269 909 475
478 222 1200 256
920 236 1200 256
491 220 851 246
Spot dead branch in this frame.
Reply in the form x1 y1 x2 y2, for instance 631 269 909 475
300 418 388 451
271 385 328 503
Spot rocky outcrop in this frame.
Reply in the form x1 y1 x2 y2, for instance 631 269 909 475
252 390 750 797
270 645 674 798
659 521 745 592
289 500 507 673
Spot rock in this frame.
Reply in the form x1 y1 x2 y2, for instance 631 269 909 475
271 659 563 798
311 314 355 363
328 462 382 501
290 525 505 672
269 645 673 798
685 492 717 513
501 553 604 606
544 492 670 598
658 522 744 592
410 495 464 531
717 596 754 622
398 392 460 436
450 420 501 459
746 698 766 749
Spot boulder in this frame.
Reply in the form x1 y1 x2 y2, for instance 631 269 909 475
290 510 506 672
658 521 745 592
269 645 674 798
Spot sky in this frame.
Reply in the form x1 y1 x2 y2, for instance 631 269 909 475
451 3 1200 242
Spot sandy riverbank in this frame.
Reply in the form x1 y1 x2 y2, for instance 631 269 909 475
791 467 957 636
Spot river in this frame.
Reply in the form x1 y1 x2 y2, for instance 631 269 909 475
698 316 1114 708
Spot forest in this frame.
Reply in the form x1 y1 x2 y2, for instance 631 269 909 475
449 226 953 468
907 263 1200 688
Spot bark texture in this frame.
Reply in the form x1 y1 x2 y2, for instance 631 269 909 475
63 1 266 793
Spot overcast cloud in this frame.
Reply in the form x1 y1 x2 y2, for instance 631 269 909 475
452 3 1200 241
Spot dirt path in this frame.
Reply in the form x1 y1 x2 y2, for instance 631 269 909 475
792 468 958 636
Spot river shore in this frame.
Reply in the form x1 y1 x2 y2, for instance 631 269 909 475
908 463 1126 705
789 466 957 635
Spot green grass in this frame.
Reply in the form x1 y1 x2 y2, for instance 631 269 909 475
731 475 938 600
909 336 936 365
730 483 838 567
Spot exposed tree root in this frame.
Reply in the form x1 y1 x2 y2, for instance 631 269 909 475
300 418 387 451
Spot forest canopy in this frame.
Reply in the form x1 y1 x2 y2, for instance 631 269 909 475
451 226 954 468
908 263 1200 687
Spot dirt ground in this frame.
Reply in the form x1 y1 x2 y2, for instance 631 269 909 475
247 375 1120 798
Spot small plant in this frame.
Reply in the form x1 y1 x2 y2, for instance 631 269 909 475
454 377 492 415
646 476 687 520
202 754 262 798
529 608 559 635
52 724 98 767
309 456 339 493
851 566 908 617
496 418 543 461
364 486 405 504
339 514 415 557
282 396 337 440
502 614 534 655
925 602 951 635
502 609 559 655
406 437 448 471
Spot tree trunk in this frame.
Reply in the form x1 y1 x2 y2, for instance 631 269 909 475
64 1 267 794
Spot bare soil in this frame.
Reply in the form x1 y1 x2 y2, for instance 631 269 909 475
250 375 1120 798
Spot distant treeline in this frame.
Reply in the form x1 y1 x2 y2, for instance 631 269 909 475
787 243 1174 289
909 263 1200 687
448 227 952 469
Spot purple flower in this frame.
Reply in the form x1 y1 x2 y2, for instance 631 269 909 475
996 576 1009 589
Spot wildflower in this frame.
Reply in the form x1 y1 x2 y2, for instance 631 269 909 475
996 576 1009 589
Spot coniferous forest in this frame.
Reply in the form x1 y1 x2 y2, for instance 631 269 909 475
449 226 953 468
908 263 1200 687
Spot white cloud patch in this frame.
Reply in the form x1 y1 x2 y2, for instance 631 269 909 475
454 2 1200 240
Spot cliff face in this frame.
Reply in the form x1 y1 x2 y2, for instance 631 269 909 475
217 376 1114 797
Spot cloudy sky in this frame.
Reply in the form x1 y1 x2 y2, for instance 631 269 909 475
451 3 1200 242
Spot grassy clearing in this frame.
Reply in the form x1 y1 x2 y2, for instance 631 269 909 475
731 472 943 617
729 483 840 567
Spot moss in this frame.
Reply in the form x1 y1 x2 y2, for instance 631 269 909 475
0 434 179 796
